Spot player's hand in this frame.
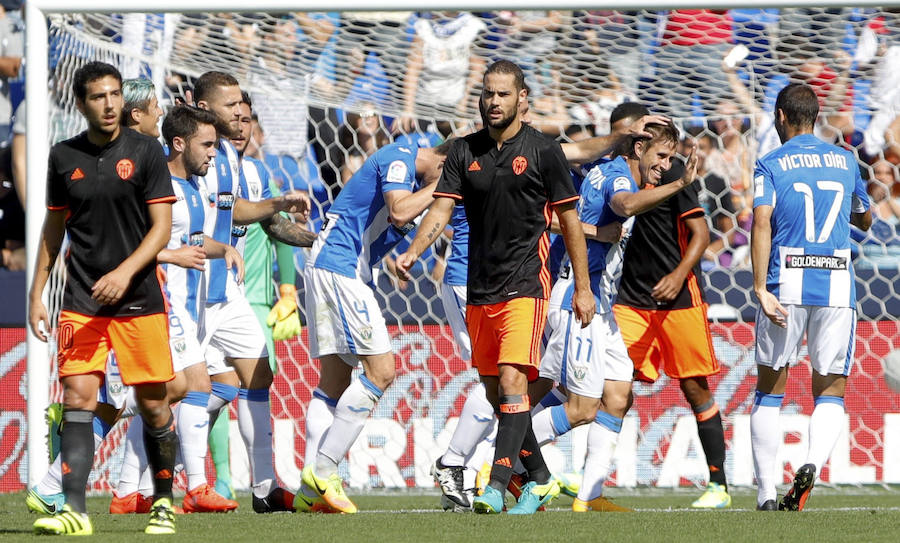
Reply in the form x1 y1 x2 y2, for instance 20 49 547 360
224 246 244 284
681 140 699 186
267 284 302 341
168 245 207 270
395 252 417 281
383 256 410 291
757 289 788 328
391 114 417 135
572 286 595 328
651 270 686 303
91 268 133 305
29 298 51 342
278 192 310 216
620 114 671 140
595 221 624 243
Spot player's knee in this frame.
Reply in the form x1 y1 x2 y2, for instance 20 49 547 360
679 377 710 407
568 402 601 427
365 365 395 391
497 368 527 397
600 386 632 418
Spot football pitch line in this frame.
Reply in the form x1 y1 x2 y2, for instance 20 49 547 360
356 506 900 514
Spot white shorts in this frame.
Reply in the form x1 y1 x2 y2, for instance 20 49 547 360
204 344 234 376
304 266 392 362
755 304 856 376
440 283 471 361
540 305 633 399
168 305 206 373
199 291 269 361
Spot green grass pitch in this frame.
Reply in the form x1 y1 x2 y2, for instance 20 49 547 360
2 488 899 542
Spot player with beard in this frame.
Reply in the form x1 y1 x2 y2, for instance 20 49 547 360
398 59 593 515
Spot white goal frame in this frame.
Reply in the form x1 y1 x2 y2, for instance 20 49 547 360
23 0 884 487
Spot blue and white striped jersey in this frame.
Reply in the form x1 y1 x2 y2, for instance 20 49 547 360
443 204 469 287
753 134 869 307
198 138 242 304
309 142 420 283
164 175 208 322
232 156 273 255
560 156 636 314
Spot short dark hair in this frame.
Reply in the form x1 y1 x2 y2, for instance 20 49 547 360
72 61 122 102
484 59 525 92
775 83 819 129
610 102 650 127
162 105 219 147
432 137 456 157
241 90 252 109
629 121 679 157
194 71 240 104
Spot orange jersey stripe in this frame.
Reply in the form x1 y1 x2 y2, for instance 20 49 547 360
433 191 463 201
47 205 68 211
550 195 580 207
676 219 703 305
694 403 720 422
678 206 704 220
156 265 170 313
146 196 177 205
537 232 551 297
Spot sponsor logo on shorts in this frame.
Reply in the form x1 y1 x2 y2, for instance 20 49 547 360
360 326 373 341
572 365 587 382
785 254 847 270
173 338 187 354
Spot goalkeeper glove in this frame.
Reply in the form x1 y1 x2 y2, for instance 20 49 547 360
266 284 302 341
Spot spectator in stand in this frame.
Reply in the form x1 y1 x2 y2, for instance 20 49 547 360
650 9 733 118
869 159 900 223
395 11 487 134
566 57 634 136
0 2 23 141
862 13 900 159
705 99 757 212
490 11 566 99
564 10 644 97
338 102 391 185
722 45 782 162
687 134 746 269
337 11 412 106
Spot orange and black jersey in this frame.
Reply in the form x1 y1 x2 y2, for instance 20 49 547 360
617 160 706 311
47 127 174 317
435 124 578 305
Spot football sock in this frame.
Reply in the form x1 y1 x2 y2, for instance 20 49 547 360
120 388 140 419
487 395 530 492
177 392 211 491
116 416 146 496
37 415 108 496
59 409 94 513
751 391 783 506
577 412 622 501
519 424 551 484
531 403 572 446
317 376 382 477
144 411 178 502
532 387 566 415
237 388 276 498
693 400 727 488
305 389 337 468
441 383 494 467
209 407 232 488
208 382 239 425
806 395 845 475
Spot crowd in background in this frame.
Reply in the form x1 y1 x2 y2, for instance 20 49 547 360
6 7 900 280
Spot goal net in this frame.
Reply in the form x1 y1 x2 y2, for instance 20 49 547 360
20 6 900 495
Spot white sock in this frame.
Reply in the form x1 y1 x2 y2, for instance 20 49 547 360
806 396 845 475
531 387 566 416
177 392 211 491
238 388 276 498
531 404 573 446
37 457 64 495
208 382 239 426
305 389 337 469
441 384 494 467
116 417 146 496
316 375 381 476
577 413 621 502
751 391 784 506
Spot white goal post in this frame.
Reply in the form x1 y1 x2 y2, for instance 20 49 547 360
23 0 895 491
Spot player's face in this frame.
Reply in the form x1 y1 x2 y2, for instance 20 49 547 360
481 73 523 130
184 123 218 177
231 102 252 154
137 95 163 138
638 139 676 186
204 84 242 139
246 120 264 158
78 75 123 136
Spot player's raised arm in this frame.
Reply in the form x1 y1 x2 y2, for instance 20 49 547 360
396 196 455 280
562 114 671 165
609 127 698 218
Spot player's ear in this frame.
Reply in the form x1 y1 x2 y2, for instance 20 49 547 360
633 139 645 159
172 135 186 153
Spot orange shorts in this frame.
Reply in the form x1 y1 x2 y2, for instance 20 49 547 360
57 310 174 386
612 304 718 383
467 297 547 380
